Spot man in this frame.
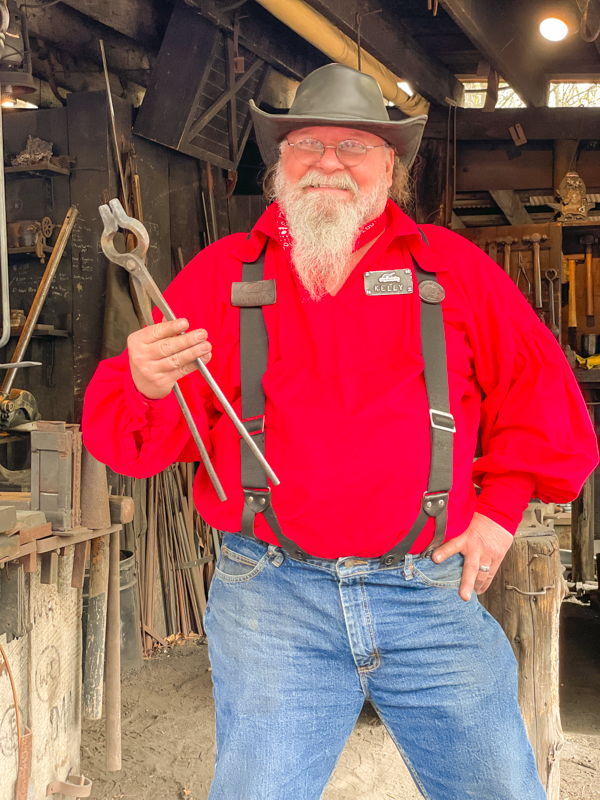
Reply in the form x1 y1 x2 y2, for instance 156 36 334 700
83 64 598 799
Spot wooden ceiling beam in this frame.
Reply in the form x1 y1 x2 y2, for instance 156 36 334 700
425 106 600 140
59 0 169 51
439 0 547 107
489 190 533 225
15 1 155 86
304 0 464 106
186 0 328 81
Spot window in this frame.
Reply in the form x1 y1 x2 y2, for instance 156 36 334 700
461 81 526 109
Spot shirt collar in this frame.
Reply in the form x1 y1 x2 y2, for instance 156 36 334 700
233 200 446 273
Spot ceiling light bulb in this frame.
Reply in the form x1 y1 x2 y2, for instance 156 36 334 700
540 17 569 41
1 95 16 108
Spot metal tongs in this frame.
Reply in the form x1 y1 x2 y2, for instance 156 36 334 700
99 198 279 501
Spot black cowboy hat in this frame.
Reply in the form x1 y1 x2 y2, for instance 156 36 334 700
249 63 427 170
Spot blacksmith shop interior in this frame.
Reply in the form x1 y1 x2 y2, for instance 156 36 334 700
2 1 600 799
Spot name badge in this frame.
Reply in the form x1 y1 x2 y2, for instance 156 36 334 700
231 279 277 307
363 269 414 296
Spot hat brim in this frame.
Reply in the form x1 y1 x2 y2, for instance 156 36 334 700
250 100 427 171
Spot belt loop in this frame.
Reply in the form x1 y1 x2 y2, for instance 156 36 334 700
403 553 414 580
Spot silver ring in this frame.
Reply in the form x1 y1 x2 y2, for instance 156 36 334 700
478 565 491 573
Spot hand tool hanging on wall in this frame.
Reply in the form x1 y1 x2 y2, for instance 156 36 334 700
99 199 280 499
206 163 219 243
580 235 597 327
0 206 78 429
523 233 547 310
567 258 580 351
496 236 517 278
544 269 560 341
516 252 531 301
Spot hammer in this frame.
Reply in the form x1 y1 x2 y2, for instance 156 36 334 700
496 237 517 278
567 258 585 352
580 234 597 327
523 234 548 310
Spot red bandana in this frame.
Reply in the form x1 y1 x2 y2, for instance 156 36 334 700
275 201 388 262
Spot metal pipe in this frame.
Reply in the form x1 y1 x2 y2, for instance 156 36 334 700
0 105 10 349
253 0 429 115
0 206 78 396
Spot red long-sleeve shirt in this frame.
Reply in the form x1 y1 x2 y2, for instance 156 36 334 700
82 201 598 558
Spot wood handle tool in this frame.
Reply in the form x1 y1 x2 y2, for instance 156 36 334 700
523 234 547 310
580 234 597 327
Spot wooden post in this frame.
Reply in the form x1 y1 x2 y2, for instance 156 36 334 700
480 527 567 800
572 472 595 582
105 529 122 771
83 534 110 719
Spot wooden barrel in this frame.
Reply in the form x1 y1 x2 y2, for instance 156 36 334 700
480 523 568 800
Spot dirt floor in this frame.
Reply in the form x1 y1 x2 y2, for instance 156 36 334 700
80 598 600 800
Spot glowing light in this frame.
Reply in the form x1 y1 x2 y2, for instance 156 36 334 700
540 17 569 41
397 81 414 97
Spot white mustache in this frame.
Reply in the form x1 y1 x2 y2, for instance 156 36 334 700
298 170 359 196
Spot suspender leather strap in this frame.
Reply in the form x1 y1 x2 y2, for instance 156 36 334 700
378 247 454 567
238 244 312 562
237 233 454 567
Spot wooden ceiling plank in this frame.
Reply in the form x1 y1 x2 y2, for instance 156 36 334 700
17 1 154 85
305 0 463 106
489 189 533 225
186 0 328 81
58 0 168 51
439 0 547 107
425 107 600 140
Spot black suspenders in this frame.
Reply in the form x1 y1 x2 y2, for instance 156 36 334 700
233 233 455 564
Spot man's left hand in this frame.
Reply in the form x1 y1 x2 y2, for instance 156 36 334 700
431 512 514 602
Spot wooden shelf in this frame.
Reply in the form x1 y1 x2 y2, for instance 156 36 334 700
8 245 52 256
573 368 600 384
8 328 69 338
5 161 70 177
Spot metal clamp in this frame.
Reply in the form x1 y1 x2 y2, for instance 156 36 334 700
429 408 456 433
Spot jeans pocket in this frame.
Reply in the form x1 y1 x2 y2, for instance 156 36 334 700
214 544 268 583
412 552 464 588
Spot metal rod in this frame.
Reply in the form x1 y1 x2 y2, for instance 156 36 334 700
0 207 78 396
129 275 228 500
105 529 122 771
99 39 130 216
125 255 279 485
0 104 10 349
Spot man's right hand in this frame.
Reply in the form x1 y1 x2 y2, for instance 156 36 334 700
128 318 212 400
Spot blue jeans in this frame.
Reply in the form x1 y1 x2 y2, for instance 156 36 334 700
205 533 546 800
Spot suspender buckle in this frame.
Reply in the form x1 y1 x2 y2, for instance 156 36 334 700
243 487 271 512
422 491 449 517
429 409 456 433
240 415 265 437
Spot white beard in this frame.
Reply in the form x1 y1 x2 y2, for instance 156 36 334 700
273 163 390 300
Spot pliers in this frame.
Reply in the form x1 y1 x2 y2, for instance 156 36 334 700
99 198 279 502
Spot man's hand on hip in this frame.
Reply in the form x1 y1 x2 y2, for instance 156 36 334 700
128 318 212 400
431 512 514 602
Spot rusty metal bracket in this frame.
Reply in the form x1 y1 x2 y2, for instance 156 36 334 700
505 583 556 596
46 775 92 797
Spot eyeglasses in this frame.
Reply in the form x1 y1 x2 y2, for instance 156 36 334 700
284 137 386 167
